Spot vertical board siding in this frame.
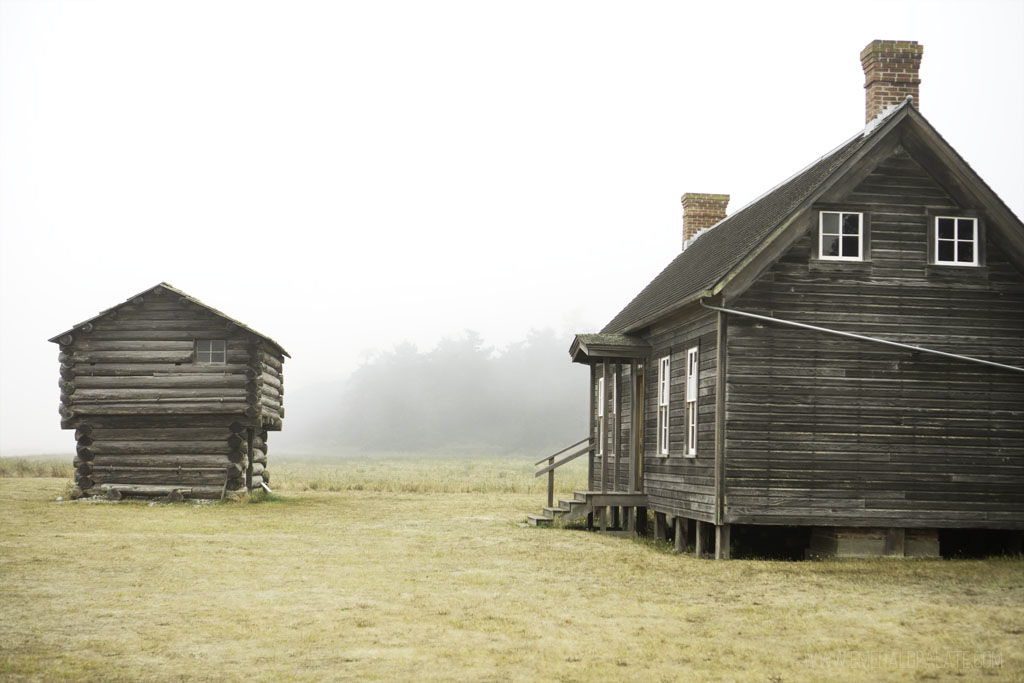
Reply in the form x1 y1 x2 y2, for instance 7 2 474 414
641 309 719 522
725 148 1024 528
589 363 634 491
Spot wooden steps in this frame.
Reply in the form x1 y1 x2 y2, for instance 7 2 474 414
527 490 648 529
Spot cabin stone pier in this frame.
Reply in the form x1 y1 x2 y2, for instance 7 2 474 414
51 283 288 500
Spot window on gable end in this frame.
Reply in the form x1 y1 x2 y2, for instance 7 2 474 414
934 216 979 266
819 211 864 261
196 339 226 364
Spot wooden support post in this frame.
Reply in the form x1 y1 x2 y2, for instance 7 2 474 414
695 521 708 558
714 309 727 527
654 512 667 541
715 524 731 560
586 511 594 530
628 361 638 493
601 362 610 494
599 506 607 532
885 528 906 557
546 457 554 509
613 363 621 492
636 507 647 536
674 517 687 554
624 507 634 533
588 364 596 492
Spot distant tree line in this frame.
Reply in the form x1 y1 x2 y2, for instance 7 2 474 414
290 330 589 454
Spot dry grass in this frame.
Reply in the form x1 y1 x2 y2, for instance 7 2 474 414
1 457 1022 682
270 453 588 494
0 455 72 479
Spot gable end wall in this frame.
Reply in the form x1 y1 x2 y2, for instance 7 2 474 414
724 147 1024 528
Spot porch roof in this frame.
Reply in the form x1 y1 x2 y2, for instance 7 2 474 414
569 333 651 364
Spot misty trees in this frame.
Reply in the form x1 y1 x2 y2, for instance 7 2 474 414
329 330 588 453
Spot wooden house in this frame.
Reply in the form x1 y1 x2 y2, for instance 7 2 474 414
50 283 289 500
534 41 1024 558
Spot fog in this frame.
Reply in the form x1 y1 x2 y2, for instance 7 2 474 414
1 1 1022 455
279 329 588 455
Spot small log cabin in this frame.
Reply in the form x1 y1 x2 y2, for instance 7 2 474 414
50 283 289 500
549 41 1024 557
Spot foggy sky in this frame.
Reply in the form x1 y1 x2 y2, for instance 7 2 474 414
1 0 1022 454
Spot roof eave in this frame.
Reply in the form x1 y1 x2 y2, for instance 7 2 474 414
711 103 915 301
49 283 291 358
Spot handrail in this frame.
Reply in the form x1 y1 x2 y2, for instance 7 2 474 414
534 437 594 509
535 441 593 477
533 437 591 467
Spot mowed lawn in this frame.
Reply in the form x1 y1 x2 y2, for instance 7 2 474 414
1 456 1022 682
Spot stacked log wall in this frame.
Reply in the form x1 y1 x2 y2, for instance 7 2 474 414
57 287 283 496
724 147 1024 528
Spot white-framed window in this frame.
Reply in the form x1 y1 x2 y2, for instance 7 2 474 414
657 356 670 456
196 339 226 364
597 376 605 456
686 347 698 457
935 216 978 266
819 211 863 261
610 372 618 460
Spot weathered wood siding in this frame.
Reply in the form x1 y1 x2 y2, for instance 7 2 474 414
588 363 633 492
640 308 719 523
57 288 284 496
724 147 1024 528
59 294 257 422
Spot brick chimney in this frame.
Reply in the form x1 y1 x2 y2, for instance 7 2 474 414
861 40 923 123
682 193 729 249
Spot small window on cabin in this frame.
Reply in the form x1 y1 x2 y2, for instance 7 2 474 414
196 339 226 364
819 211 863 261
935 217 978 266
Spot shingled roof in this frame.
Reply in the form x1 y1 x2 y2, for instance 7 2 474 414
49 282 290 358
601 103 905 335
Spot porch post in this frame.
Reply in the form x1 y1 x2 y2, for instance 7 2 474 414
588 363 595 492
628 360 638 493
613 363 621 492
601 362 610 494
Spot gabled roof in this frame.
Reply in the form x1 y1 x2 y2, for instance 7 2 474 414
601 100 1024 335
48 282 290 358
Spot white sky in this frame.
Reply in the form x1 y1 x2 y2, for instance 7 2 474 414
1 0 1022 454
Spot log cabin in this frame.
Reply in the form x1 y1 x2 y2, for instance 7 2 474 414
533 40 1024 558
50 283 289 500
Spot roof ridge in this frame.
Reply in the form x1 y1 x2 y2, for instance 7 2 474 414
49 283 290 357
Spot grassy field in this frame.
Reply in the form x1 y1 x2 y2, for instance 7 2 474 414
1 455 1022 682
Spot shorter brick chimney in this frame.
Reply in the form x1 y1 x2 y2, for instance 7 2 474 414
682 193 729 249
861 39 923 123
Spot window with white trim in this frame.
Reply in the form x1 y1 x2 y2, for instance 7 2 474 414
935 216 978 266
686 347 698 457
657 356 670 456
597 376 605 456
196 339 226 364
819 211 863 261
610 373 618 460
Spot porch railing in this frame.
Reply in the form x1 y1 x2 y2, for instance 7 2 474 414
534 437 594 509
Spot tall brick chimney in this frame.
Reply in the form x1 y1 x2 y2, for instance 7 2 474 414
861 40 923 123
682 193 729 249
